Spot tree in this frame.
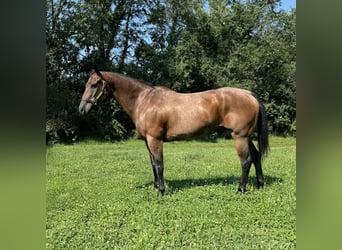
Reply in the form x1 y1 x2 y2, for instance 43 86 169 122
167 0 296 134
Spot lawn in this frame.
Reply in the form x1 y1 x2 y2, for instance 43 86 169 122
46 137 296 249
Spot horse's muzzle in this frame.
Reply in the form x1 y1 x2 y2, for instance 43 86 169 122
79 101 93 115
79 105 85 114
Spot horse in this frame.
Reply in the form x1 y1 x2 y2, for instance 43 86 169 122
79 68 269 195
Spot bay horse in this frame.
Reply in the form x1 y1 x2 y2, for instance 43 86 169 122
79 68 269 195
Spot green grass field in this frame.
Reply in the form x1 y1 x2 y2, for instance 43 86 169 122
46 137 296 249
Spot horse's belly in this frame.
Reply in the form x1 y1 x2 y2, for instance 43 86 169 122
165 119 219 141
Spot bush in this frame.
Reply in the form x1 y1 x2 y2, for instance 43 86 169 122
46 117 78 144
265 102 295 136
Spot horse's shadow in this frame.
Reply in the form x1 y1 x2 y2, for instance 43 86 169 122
137 175 283 195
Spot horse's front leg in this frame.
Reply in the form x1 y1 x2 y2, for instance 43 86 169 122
145 135 165 195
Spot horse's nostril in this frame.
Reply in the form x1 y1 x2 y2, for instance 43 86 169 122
79 106 84 114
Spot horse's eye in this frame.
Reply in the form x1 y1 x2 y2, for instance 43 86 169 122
90 83 98 89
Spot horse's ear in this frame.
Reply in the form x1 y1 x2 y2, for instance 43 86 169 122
92 66 104 80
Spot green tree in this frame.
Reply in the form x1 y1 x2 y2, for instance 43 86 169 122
46 0 132 142
168 0 296 134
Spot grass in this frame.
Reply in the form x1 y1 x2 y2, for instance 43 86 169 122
46 137 296 249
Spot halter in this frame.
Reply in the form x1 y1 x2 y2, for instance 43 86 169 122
82 80 108 105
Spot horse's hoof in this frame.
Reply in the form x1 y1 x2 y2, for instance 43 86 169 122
157 190 165 197
237 187 247 193
158 187 165 196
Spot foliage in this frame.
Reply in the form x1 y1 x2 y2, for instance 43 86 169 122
46 137 296 248
46 0 296 143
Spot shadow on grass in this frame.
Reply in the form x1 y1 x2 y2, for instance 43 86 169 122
137 175 283 194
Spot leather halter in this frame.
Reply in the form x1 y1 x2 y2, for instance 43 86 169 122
82 80 108 105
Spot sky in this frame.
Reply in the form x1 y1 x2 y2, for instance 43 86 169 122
280 0 296 11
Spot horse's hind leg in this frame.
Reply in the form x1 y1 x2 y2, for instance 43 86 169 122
145 135 165 195
147 152 158 189
232 134 253 193
249 141 264 189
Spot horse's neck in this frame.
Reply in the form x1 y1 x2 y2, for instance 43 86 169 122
109 73 150 121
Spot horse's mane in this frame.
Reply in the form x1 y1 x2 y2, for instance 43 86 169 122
112 72 155 88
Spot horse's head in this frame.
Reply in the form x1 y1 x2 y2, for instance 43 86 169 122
79 68 110 114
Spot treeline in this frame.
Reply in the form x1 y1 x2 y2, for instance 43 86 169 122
46 0 296 143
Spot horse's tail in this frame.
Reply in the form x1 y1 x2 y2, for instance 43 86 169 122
252 93 270 162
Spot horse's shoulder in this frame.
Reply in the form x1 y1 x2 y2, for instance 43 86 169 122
151 86 178 97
